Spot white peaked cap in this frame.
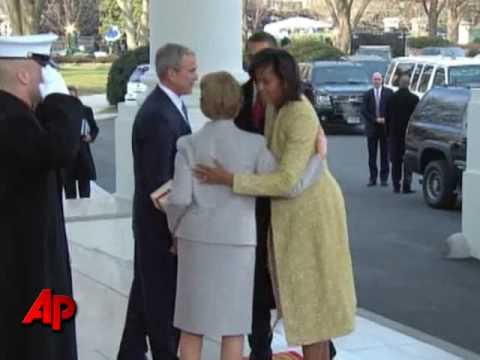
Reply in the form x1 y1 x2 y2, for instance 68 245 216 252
0 33 58 59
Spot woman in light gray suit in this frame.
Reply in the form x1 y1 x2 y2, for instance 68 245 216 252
165 72 325 360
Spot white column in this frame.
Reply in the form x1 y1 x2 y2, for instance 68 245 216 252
115 0 246 200
462 89 480 259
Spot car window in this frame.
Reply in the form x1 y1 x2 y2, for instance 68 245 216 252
410 91 435 124
448 65 480 87
359 61 389 79
413 88 469 127
410 64 424 91
433 67 446 87
392 63 415 86
312 66 369 85
129 65 149 82
418 65 434 93
384 62 396 85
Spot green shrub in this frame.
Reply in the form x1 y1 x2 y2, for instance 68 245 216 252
286 36 344 62
55 55 118 64
106 46 149 105
408 36 451 49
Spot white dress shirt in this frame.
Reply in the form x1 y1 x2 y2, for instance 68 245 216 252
158 82 188 121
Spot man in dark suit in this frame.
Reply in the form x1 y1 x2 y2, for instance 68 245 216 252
361 72 394 187
235 32 336 360
386 75 419 194
63 86 99 199
117 44 197 360
235 32 277 360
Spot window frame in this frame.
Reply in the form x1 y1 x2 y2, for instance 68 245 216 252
417 64 435 94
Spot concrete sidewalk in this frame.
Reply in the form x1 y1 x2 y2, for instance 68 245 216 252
66 185 479 360
73 268 476 360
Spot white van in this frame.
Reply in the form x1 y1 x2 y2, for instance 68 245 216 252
384 56 480 97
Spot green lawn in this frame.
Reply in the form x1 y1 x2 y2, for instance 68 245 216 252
60 63 111 96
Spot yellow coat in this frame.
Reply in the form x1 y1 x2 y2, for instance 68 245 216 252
233 96 357 345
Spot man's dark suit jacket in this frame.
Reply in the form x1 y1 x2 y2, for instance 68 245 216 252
126 86 191 359
361 86 394 138
65 105 99 181
385 88 419 145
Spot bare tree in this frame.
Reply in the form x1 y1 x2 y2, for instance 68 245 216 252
5 0 45 34
447 0 468 43
136 0 149 46
418 0 447 37
40 0 99 36
115 0 137 49
242 0 268 42
315 0 373 53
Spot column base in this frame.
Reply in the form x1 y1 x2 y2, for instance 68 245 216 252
444 233 471 259
462 169 480 260
115 102 139 201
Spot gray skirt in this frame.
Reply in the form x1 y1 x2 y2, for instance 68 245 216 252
174 238 256 336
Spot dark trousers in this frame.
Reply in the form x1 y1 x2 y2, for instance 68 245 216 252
118 208 179 360
248 199 337 359
64 178 91 199
390 143 412 190
367 135 389 183
249 199 274 360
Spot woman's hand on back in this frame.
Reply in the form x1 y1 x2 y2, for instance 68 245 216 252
193 160 234 186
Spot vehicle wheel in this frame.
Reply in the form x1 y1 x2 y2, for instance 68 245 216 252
423 160 457 209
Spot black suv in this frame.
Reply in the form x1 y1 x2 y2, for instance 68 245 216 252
299 61 371 132
404 87 470 209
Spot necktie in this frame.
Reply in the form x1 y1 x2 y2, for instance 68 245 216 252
375 88 381 118
181 102 190 125
252 94 266 131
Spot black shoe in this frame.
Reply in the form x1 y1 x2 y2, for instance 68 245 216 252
367 180 377 187
393 187 400 193
403 188 416 194
381 181 388 187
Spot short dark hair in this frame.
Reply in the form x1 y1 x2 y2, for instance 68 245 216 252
247 31 278 48
249 48 302 105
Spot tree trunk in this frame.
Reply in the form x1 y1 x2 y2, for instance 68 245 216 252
6 0 22 34
137 0 149 46
447 6 460 43
116 0 137 49
423 0 447 38
428 10 439 37
352 0 373 30
336 14 352 53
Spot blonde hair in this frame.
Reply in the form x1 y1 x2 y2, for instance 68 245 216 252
200 71 242 120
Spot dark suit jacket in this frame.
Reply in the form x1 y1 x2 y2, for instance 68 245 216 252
235 79 261 134
65 105 99 180
386 88 419 149
132 86 191 250
361 86 394 138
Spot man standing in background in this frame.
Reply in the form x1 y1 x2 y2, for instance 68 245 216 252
386 74 419 194
63 85 99 199
362 72 394 187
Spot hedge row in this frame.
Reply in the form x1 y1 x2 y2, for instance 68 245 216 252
55 55 118 64
407 36 452 49
286 36 344 62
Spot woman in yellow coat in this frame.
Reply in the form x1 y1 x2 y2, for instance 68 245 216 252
195 49 356 359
